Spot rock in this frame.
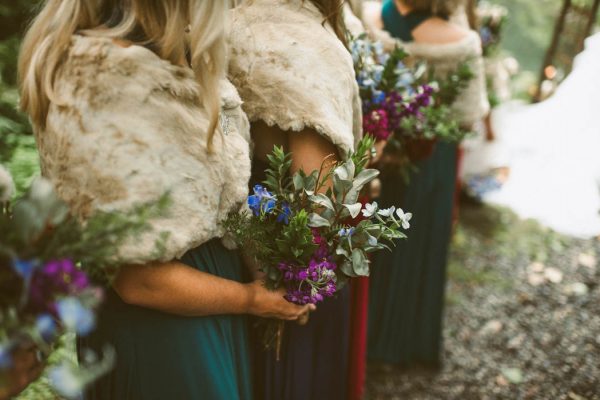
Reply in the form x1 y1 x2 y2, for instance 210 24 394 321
528 262 545 273
577 253 596 270
501 368 524 384
564 282 589 296
527 272 545 286
495 374 509 387
507 334 526 350
479 320 503 335
544 267 563 283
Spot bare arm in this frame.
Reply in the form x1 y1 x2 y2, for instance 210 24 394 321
113 261 310 320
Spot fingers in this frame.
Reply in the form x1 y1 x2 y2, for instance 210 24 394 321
297 311 310 325
2 346 44 399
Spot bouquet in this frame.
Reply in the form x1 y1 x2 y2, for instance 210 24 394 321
224 136 411 307
351 34 472 179
352 34 430 143
0 167 168 398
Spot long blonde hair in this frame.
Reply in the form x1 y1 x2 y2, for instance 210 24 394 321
19 0 228 147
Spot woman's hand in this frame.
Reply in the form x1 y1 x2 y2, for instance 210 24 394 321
245 280 315 321
0 345 44 400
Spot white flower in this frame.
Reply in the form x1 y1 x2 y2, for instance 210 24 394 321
0 165 14 203
361 202 378 218
377 206 396 218
396 208 413 229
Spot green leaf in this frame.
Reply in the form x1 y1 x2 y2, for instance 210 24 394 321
309 193 335 211
351 248 370 276
307 213 331 228
343 203 362 219
352 168 379 192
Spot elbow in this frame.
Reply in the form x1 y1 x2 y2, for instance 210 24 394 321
112 265 152 307
113 278 145 307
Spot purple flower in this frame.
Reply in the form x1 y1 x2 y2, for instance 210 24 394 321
29 260 90 313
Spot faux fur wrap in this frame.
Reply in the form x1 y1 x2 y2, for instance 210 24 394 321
37 35 252 264
228 0 362 156
369 27 490 127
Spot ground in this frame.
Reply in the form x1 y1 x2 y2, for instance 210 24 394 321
366 203 600 400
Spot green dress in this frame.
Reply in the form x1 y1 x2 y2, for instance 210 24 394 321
367 0 458 368
80 239 252 400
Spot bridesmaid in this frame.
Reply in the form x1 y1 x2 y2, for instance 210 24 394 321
228 1 362 399
18 1 310 398
363 0 489 369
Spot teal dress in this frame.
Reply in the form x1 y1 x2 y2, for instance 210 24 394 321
368 0 458 368
80 239 252 400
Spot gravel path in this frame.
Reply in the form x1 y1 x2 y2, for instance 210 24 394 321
366 203 600 400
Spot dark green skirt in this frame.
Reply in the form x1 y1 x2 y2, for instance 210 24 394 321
80 239 252 400
368 141 457 367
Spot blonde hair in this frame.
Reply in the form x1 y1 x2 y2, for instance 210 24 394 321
19 0 228 147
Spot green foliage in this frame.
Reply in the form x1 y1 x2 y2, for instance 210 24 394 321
276 210 317 263
432 61 475 106
0 179 171 283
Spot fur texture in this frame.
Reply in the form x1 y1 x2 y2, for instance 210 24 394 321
37 35 251 264
228 0 362 155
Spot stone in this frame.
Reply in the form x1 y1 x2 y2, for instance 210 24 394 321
480 320 503 335
544 267 563 283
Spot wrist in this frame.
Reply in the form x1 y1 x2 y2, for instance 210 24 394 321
243 281 259 315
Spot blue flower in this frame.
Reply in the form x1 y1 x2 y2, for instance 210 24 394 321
277 203 292 224
261 198 276 214
248 195 262 216
56 297 95 336
12 259 36 282
338 227 355 237
248 185 276 216
36 314 57 341
372 90 386 105
0 343 12 368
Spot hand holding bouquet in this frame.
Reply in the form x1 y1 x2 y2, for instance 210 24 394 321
224 137 411 307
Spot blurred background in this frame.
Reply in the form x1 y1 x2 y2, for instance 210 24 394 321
1 0 599 399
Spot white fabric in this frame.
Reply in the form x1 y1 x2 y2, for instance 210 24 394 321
484 33 600 238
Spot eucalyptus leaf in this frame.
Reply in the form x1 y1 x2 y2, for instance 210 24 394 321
343 203 362 219
352 169 379 192
340 259 356 277
293 173 304 192
352 248 370 276
307 213 331 228
310 194 335 210
336 246 350 258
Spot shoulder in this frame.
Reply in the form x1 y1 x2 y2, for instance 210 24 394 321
56 35 199 107
412 17 470 45
362 0 384 29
